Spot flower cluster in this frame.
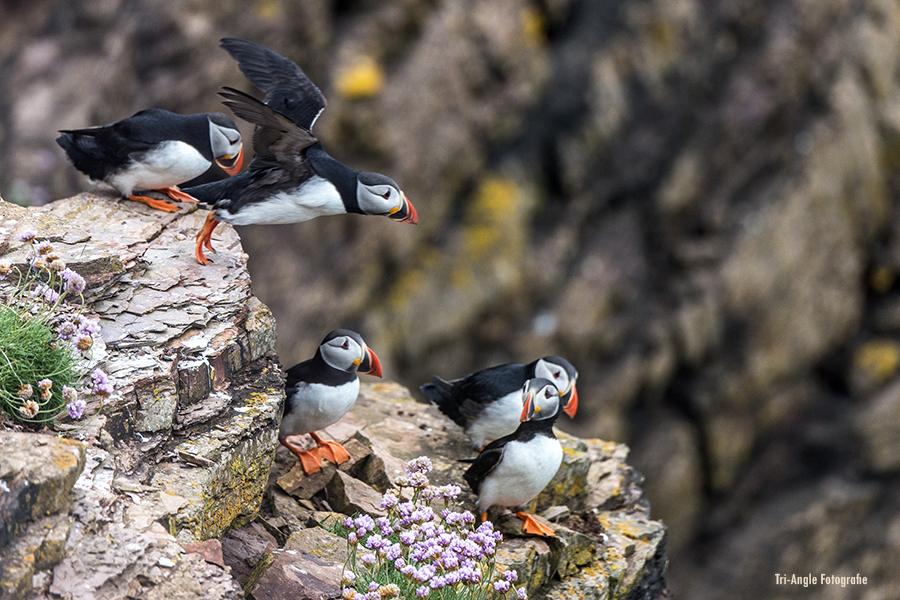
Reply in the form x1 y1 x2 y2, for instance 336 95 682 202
0 231 112 425
340 457 527 600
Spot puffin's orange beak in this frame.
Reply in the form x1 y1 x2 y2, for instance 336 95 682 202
391 192 417 224
562 385 578 418
217 146 244 176
520 391 535 422
359 346 382 378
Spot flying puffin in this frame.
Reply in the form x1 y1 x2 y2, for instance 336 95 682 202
280 329 382 474
186 38 417 264
56 109 243 212
420 356 578 450
463 378 568 537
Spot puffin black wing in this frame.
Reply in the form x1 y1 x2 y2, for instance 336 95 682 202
462 430 520 495
423 364 529 427
220 38 326 131
218 87 318 160
463 445 505 496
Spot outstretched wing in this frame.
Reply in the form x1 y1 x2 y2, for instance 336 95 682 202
218 87 318 164
220 38 327 131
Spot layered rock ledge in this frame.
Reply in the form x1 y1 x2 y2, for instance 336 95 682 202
0 194 667 599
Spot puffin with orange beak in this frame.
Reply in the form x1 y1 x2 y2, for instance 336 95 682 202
463 378 568 537
57 109 243 212
279 329 382 474
186 38 417 265
420 356 578 450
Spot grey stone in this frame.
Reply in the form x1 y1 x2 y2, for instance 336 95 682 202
0 432 85 549
325 470 386 517
855 378 900 472
221 523 278 584
247 547 343 600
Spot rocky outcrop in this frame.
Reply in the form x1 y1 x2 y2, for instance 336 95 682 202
0 194 279 598
245 382 666 600
0 196 666 599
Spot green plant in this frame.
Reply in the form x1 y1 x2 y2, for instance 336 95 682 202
0 230 112 425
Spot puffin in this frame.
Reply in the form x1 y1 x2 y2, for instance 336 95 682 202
463 378 568 537
56 109 243 212
280 329 382 474
186 38 417 265
420 356 578 450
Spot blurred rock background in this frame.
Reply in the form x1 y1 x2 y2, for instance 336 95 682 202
2 0 900 597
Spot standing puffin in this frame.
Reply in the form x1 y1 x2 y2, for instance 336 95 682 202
420 356 578 450
280 329 382 474
186 38 417 265
57 109 243 212
463 378 568 537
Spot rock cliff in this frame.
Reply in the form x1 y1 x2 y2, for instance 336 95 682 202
0 195 666 599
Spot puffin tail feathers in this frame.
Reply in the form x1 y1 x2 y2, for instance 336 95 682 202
420 377 468 428
56 131 112 181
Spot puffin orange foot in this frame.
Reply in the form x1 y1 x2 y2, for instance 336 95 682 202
159 186 198 203
318 441 350 465
309 432 350 465
516 511 556 537
280 438 323 474
128 194 180 212
195 212 220 265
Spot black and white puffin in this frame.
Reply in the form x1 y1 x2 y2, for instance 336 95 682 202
56 109 243 212
420 356 578 450
463 378 567 537
186 38 417 264
280 329 382 474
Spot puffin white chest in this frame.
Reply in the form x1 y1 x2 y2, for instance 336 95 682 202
279 379 359 438
476 434 562 512
466 390 523 449
222 176 345 225
111 141 210 194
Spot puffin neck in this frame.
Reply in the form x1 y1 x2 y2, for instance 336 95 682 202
306 144 361 214
311 349 358 385
512 413 559 442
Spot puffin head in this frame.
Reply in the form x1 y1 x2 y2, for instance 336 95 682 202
519 378 560 423
318 329 382 377
207 113 244 176
534 356 578 418
356 172 417 224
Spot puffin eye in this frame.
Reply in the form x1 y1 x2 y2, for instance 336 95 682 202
382 190 391 199
342 340 350 349
553 371 561 379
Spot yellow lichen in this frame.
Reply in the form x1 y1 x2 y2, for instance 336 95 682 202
336 56 385 99
462 176 521 259
520 7 546 45
870 266 894 293
254 0 281 20
854 339 900 384
388 268 426 310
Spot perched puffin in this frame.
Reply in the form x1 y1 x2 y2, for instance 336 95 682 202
420 356 578 450
186 38 417 264
463 378 568 537
57 109 243 212
280 329 382 474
